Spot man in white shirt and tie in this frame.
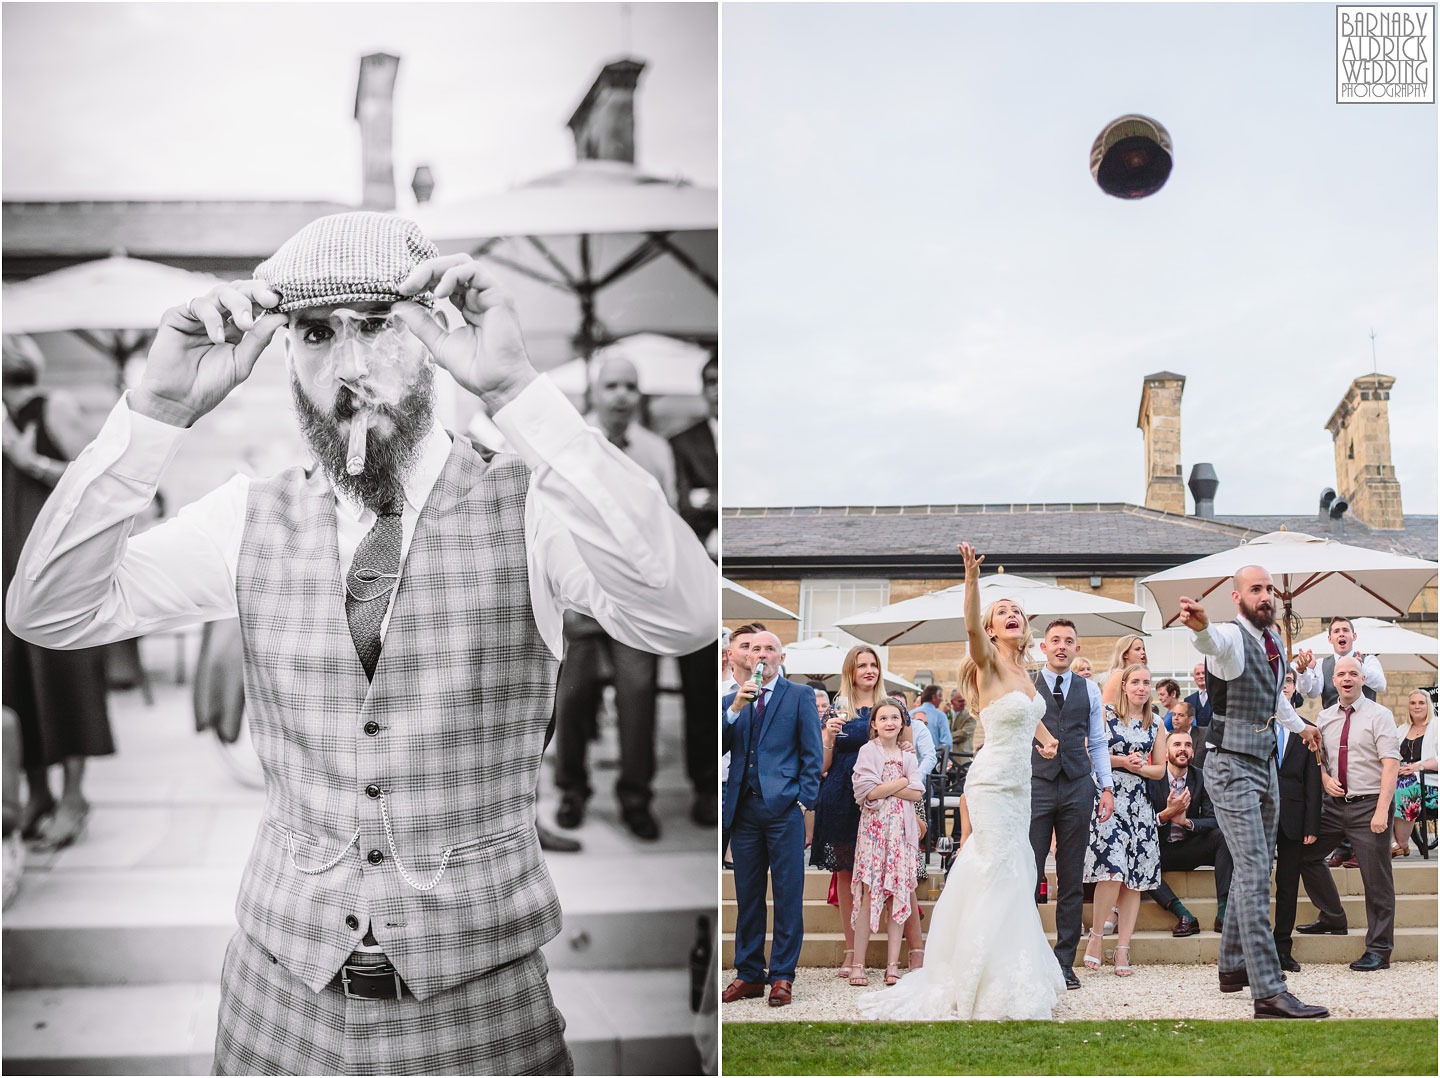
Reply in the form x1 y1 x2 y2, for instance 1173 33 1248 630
1179 567 1326 1020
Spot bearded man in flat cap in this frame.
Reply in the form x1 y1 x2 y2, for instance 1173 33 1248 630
6 212 717 1076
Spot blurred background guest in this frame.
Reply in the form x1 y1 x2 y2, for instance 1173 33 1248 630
2 334 113 852
1392 690 1437 858
1073 658 1093 679
554 357 678 840
1154 678 1181 731
670 352 720 827
1099 635 1148 710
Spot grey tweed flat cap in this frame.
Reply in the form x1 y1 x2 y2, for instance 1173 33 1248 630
255 211 439 313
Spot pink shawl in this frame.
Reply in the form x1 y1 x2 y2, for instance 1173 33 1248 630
852 739 924 848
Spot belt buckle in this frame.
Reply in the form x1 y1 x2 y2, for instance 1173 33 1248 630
341 962 405 1000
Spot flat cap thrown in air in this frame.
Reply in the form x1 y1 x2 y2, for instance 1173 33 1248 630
255 211 439 313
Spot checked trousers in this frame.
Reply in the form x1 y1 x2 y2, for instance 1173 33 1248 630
1205 750 1285 1000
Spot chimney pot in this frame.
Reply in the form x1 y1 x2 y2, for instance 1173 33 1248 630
411 165 435 204
567 58 646 164
1188 463 1219 519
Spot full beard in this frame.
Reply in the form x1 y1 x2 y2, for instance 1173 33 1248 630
291 365 435 513
1239 595 1276 630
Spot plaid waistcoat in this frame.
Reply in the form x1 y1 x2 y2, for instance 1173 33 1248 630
1205 618 1285 762
232 438 561 1001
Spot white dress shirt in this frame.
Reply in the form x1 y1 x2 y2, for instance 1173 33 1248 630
6 375 715 661
1038 667 1115 790
1191 619 1307 733
1294 649 1387 698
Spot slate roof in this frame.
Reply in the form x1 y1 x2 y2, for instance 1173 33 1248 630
722 503 1437 576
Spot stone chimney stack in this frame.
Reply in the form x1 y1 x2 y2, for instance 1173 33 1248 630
355 53 400 210
1324 373 1405 530
1136 372 1187 514
567 58 646 164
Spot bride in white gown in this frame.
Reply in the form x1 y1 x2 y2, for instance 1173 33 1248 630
858 543 1068 1021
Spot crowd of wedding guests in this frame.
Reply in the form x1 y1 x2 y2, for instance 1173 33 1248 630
721 613 1436 1006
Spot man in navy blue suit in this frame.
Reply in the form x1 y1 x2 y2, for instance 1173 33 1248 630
1185 662 1214 728
721 631 823 1008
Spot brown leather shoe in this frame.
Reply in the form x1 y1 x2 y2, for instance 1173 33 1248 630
1325 850 1346 868
768 979 793 1007
1254 990 1329 1019
721 978 765 1003
1219 966 1285 993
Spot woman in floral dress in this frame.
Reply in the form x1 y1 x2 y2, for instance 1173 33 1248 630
850 699 924 986
1083 663 1167 976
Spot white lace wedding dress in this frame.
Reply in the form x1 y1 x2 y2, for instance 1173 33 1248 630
857 690 1066 1021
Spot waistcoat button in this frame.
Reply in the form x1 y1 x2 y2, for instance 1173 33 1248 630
345 914 359 930
368 849 384 864
365 784 381 799
363 721 380 736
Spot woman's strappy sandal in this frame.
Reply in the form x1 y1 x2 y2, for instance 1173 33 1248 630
849 964 869 987
907 947 924 970
1113 944 1133 977
1083 928 1104 971
885 962 901 985
836 948 855 978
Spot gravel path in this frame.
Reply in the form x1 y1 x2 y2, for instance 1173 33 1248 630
721 962 1439 1022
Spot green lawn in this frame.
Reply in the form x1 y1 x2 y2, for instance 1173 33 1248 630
722 1019 1439 1075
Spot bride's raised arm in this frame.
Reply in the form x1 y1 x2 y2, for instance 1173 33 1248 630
959 542 996 690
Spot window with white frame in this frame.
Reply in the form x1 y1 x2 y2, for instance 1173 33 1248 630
799 579 891 652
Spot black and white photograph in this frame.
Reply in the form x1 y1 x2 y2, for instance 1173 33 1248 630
2 3 718 1074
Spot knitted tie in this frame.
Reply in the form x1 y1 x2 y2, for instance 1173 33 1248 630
345 505 403 679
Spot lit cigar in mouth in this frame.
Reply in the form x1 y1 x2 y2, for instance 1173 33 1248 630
346 412 370 476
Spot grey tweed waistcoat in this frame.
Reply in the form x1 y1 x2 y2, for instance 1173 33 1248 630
1032 672 1093 781
1205 619 1285 762
1318 653 1378 710
232 439 561 1001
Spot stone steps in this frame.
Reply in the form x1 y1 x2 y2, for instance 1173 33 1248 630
722 861 1440 899
721 926 1439 970
721 892 1437 934
0 970 700 1076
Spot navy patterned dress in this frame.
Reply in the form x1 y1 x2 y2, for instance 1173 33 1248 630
810 708 872 872
1083 705 1162 890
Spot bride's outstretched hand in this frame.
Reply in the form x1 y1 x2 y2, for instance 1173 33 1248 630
958 542 984 580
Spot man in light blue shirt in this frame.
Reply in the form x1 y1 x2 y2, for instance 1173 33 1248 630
915 685 953 756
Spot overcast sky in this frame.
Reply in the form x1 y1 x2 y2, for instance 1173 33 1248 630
3 2 717 206
722 3 1438 517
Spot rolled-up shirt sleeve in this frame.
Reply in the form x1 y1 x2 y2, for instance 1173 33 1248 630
493 375 717 659
6 396 244 648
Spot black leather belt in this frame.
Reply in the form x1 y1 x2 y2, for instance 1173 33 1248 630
1335 792 1379 803
333 954 407 1000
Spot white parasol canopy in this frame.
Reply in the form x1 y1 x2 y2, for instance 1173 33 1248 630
778 637 919 694
2 254 224 333
546 333 711 397
723 578 799 622
1139 532 1438 654
413 161 716 372
2 255 226 389
836 572 1147 647
1295 618 1439 674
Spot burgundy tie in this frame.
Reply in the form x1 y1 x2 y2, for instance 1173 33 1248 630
1337 705 1354 790
1263 631 1282 682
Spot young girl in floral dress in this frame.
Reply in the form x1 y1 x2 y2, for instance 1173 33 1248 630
850 699 925 987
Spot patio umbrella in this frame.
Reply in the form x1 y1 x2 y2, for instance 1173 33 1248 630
779 637 919 694
2 254 225 390
723 578 799 622
546 333 711 397
1139 531 1439 656
413 160 716 373
1294 618 1439 674
836 572 1147 647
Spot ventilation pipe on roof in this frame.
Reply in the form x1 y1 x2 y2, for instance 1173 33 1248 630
1188 464 1218 519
